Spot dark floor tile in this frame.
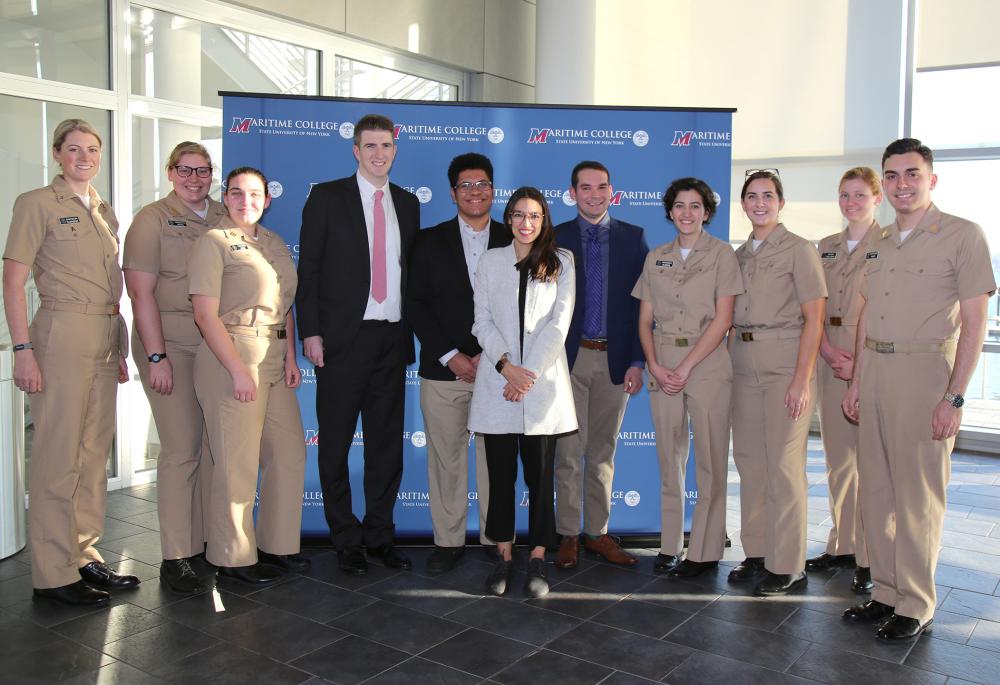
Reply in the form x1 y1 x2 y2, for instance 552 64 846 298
421 628 535 678
940 589 1000 622
108 558 161 583
101 517 151 543
61 660 169 684
664 649 814 685
206 605 345 662
0 615 61 657
446 597 579 646
626 576 722 613
524 581 624 619
788 642 945 684
668 613 810 672
594 673 657 685
0 572 34 608
103 494 159 519
938 547 1000 576
330 599 462 654
252 575 375 623
149 642 310 684
565 563 654 595
0 634 112 681
97 531 163 566
5 592 129 628
967 618 1000 653
290 634 410 684
117 484 159 503
119 510 162 532
927 609 978 645
300 550 402 591
699 593 799 631
590 597 690 638
0 557 30 582
53 602 167 649
152 588 260 628
493 648 612 684
793 573 868 618
364 656 480 684
546 621 692 680
363 570 480 617
102 621 218 671
117 576 200 611
777 607 913 663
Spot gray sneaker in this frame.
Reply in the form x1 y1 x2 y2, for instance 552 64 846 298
487 558 514 596
525 557 549 598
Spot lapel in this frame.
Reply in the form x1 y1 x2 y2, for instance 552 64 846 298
559 221 585 318
487 218 509 249
442 218 470 290
343 176 370 265
678 229 712 271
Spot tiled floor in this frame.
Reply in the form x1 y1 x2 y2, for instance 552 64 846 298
2 438 1000 683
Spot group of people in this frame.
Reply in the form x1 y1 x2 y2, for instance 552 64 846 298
4 114 994 643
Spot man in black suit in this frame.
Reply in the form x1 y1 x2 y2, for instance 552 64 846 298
297 113 420 575
407 153 511 573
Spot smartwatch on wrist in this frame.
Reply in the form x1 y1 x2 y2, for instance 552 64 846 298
148 352 167 363
944 392 964 408
12 342 33 352
495 352 510 374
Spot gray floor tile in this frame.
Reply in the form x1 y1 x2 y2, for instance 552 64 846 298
668 613 810 671
97 530 163 566
940 589 1000 622
493 648 612 684
566 563 656 595
119 510 162 532
363 569 480 617
446 596 580 646
149 642 310 684
252 575 376 622
420 628 536 678
590 596 691 638
101 517 152 543
777 607 914 664
289 634 413 684
364 656 480 684
546 621 693 680
103 494 159 519
299 550 402 591
102 621 219 671
934 565 1000 596
0 615 62 657
699 592 799 631
788 642 945 684
966 618 1000 653
665 650 815 685
61 660 169 684
524 581 625 619
906 635 1000 682
0 635 113 682
595 673 658 685
206 605 345 662
152 588 261 628
0 558 31 582
626 576 722 614
927 609 979 645
329 599 464 654
53 602 168 649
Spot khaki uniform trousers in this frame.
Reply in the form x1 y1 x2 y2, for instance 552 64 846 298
29 308 119 588
817 343 868 565
194 333 305 567
419 378 491 547
650 340 732 561
555 347 630 537
134 312 212 561
860 349 954 623
730 334 814 575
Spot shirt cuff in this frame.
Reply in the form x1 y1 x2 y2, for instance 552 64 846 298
629 360 645 369
439 349 460 367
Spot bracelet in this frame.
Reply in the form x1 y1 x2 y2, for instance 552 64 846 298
13 342 33 351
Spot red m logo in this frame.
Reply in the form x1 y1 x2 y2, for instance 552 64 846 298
671 131 693 146
609 191 624 206
229 117 253 134
393 125 402 140
527 128 550 144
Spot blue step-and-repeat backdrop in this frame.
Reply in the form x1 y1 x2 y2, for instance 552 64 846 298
222 93 734 539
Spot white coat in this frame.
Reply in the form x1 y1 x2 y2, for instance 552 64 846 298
468 244 578 436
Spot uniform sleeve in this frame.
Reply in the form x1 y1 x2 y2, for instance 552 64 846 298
792 240 828 304
955 221 997 299
630 252 655 302
715 244 744 298
187 233 225 297
122 205 162 273
3 193 47 266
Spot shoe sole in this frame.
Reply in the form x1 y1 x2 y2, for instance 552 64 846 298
159 576 203 594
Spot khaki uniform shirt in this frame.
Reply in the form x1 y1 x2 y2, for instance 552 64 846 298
734 223 827 330
632 230 744 336
862 204 996 342
123 191 228 314
4 175 122 306
188 225 297 327
818 222 879 334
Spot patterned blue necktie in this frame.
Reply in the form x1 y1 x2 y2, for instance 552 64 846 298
584 225 603 337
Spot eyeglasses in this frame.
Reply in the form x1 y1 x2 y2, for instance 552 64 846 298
173 165 213 178
745 168 780 178
510 211 544 224
455 180 492 193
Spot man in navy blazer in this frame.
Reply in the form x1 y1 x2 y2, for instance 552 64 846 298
553 160 649 569
297 114 419 576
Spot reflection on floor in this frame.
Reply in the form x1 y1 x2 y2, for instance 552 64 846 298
2 438 1000 683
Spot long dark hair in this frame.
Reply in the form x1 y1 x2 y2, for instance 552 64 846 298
503 186 561 282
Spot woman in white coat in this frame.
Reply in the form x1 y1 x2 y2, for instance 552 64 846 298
469 186 576 599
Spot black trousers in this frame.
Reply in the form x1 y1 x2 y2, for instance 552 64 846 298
316 320 404 549
483 433 558 549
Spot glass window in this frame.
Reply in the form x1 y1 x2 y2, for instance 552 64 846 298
128 4 320 109
911 66 1000 150
0 0 109 89
131 116 222 210
335 56 458 100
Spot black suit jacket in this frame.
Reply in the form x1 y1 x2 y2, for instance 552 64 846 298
407 217 511 381
296 175 420 363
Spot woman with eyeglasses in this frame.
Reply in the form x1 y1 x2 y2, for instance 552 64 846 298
189 166 306 586
123 142 228 594
468 186 576 598
632 177 743 578
728 169 827 596
805 167 882 593
4 119 135 607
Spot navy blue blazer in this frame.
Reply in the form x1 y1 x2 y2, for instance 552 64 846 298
554 216 649 385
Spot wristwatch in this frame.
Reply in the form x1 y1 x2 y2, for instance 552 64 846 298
944 392 965 408
12 342 33 351
148 352 168 363
495 352 510 374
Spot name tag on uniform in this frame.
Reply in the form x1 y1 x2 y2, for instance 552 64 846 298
821 251 837 260
230 244 249 252
656 260 673 267
167 220 187 227
865 251 879 260
59 217 80 224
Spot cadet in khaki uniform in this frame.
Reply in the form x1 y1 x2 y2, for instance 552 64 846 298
3 119 137 607
728 170 826 596
124 142 228 594
843 139 995 641
189 167 307 585
632 177 743 578
806 167 880 593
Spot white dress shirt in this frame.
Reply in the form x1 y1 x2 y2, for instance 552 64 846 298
439 216 492 367
356 171 402 321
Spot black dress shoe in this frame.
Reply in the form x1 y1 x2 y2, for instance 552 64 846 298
851 566 874 594
843 599 894 623
877 614 933 641
258 549 310 571
653 554 684 574
805 552 856 571
525 558 549 598
487 558 514 596
160 558 203 594
427 546 465 574
79 562 140 591
34 580 110 607
338 546 368 575
669 559 719 578
727 557 765 582
754 570 807 596
368 545 412 570
218 563 282 585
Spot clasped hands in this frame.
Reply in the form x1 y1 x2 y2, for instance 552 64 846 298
501 363 536 402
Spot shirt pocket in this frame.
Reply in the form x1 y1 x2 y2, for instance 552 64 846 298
47 221 83 264
903 258 952 287
161 229 198 277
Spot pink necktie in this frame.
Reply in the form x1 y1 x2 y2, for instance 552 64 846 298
372 189 387 303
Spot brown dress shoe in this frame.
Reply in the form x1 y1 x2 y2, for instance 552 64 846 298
583 534 638 566
555 535 579 569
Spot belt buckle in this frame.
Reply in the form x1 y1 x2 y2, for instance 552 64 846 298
740 331 754 342
829 316 842 326
112 303 120 316
276 329 287 339
875 341 894 353
675 337 689 347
